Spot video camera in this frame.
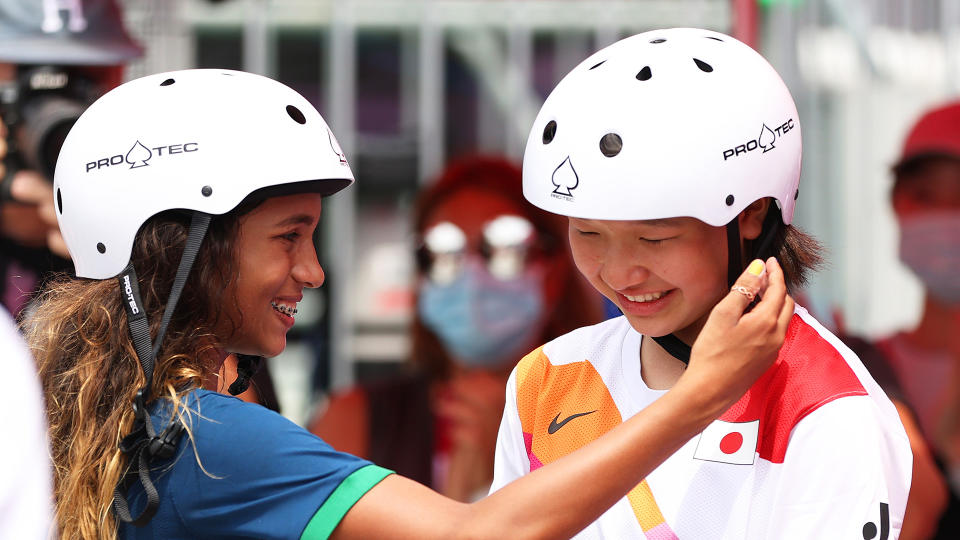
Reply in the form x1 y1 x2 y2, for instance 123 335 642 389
0 65 101 184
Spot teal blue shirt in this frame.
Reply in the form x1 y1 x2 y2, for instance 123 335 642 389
119 389 391 539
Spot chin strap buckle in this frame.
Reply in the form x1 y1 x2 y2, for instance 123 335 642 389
146 420 185 461
114 386 185 526
131 387 147 420
227 354 263 395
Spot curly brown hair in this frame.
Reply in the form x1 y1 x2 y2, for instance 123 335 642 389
26 209 245 540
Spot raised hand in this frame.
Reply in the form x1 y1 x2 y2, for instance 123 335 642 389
685 257 795 414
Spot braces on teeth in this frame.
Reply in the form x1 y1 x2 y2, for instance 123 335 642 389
271 302 298 316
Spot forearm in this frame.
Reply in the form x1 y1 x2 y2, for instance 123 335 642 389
334 262 789 539
334 377 724 540
453 377 722 539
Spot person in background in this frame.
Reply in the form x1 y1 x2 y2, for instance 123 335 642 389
874 100 960 538
0 0 141 316
309 155 605 501
840 335 949 540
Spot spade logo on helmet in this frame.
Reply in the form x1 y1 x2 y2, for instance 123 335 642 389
758 124 776 153
85 141 199 173
550 156 579 200
126 141 152 169
722 118 795 161
328 129 348 166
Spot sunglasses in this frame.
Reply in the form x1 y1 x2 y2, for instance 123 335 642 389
416 215 556 284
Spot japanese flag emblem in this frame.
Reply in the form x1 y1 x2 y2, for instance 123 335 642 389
693 419 759 465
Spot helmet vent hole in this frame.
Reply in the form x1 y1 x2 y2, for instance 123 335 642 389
56 188 63 214
650 38 666 44
589 60 606 70
599 133 622 157
542 120 557 144
725 195 735 206
202 185 213 197
794 189 799 200
286 105 307 125
160 78 175 86
636 66 652 81
694 58 714 72
97 242 106 254
705 36 724 42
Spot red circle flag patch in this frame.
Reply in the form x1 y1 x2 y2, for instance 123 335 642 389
694 420 759 465
719 432 744 455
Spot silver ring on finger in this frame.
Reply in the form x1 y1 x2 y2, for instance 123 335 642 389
731 285 757 301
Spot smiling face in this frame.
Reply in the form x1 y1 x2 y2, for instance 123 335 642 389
217 192 325 357
568 216 730 342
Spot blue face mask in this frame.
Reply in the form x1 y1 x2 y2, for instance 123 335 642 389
418 258 545 368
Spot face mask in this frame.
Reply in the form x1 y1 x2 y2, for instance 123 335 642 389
899 212 960 305
418 258 545 368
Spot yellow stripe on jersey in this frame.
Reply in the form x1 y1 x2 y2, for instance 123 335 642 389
628 479 672 534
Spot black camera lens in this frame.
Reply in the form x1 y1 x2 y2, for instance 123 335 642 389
0 66 99 185
17 95 84 180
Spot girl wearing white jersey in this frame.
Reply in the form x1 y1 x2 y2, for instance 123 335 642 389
31 68 791 539
491 28 912 539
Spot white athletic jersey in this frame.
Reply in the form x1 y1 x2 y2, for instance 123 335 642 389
491 307 912 540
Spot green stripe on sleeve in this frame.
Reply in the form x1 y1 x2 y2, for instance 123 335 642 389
301 464 394 539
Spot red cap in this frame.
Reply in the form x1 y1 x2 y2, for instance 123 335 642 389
894 100 960 174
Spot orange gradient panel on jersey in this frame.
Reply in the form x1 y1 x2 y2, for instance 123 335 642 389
514 349 676 538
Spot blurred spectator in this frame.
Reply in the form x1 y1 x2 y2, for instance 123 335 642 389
0 0 140 316
309 155 604 501
841 335 949 540
871 100 960 538
0 305 52 538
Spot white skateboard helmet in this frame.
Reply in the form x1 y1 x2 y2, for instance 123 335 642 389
523 27 801 226
54 68 354 279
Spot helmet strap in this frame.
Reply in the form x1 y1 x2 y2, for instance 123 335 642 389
112 211 211 526
150 212 212 360
650 334 692 364
726 219 744 288
650 206 782 366
750 206 784 269
227 354 263 395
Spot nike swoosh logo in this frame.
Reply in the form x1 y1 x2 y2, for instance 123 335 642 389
548 410 597 434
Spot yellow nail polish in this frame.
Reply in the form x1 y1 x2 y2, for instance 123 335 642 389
747 259 765 276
